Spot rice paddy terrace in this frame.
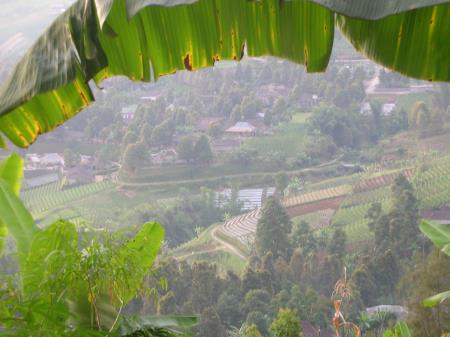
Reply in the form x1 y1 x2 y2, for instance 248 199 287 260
21 179 114 224
218 154 450 245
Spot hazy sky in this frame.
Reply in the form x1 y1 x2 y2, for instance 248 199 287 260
0 0 74 46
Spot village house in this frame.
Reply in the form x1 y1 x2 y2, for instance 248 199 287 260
225 121 257 137
25 153 65 169
360 101 397 117
382 103 396 116
120 104 138 123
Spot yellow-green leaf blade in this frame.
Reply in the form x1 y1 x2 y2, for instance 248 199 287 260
337 3 450 82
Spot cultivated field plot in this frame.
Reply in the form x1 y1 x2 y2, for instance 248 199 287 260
352 168 414 192
292 208 336 230
221 208 261 242
333 199 392 226
243 113 309 157
218 154 450 244
22 181 114 216
283 185 350 208
413 155 450 210
341 186 391 208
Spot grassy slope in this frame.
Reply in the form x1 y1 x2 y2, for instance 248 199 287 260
25 182 180 228
243 113 310 156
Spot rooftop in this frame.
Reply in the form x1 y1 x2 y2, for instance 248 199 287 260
120 104 138 115
225 121 256 133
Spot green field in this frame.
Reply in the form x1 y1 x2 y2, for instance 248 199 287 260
183 250 246 276
31 183 180 228
317 154 450 242
412 155 450 210
243 112 310 156
396 92 432 112
23 181 113 217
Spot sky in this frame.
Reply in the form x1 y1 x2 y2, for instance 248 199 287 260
0 0 75 81
0 0 74 49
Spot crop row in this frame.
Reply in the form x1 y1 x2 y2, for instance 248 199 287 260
283 185 350 208
306 173 364 192
352 168 414 192
24 181 114 215
332 199 392 227
21 182 61 204
221 208 261 243
412 155 450 209
292 208 335 230
343 220 372 242
341 186 391 208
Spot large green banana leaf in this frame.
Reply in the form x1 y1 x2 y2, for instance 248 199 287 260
0 0 448 148
337 2 450 83
0 153 24 255
0 179 38 261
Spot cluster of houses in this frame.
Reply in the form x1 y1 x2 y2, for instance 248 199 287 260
23 153 108 190
360 101 397 117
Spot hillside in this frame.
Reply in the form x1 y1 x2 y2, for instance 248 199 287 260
171 153 450 262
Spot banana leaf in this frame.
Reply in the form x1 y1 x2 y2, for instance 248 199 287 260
0 153 24 195
337 2 450 82
420 220 450 254
118 315 198 336
0 179 39 261
0 0 448 148
423 290 450 307
0 153 24 254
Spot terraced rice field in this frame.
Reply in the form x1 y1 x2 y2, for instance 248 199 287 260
22 181 114 215
219 154 450 245
352 168 414 192
305 173 365 192
341 186 391 208
330 198 392 241
292 208 336 229
221 208 261 243
413 155 450 210
21 181 60 203
283 185 350 208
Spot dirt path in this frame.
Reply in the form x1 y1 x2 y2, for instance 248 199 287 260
172 224 248 262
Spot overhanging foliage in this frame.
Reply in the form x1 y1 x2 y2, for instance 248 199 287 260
0 0 449 148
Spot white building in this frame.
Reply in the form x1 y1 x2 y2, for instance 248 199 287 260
120 105 138 123
360 102 397 117
26 153 64 168
382 103 396 116
225 122 257 137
